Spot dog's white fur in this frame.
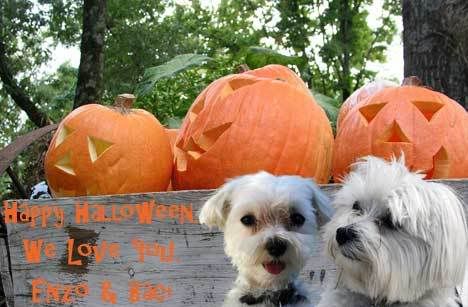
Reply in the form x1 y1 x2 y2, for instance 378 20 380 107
318 156 468 307
200 171 333 306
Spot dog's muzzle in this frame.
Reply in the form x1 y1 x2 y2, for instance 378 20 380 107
336 226 358 246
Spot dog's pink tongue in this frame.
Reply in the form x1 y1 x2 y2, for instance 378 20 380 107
263 261 285 275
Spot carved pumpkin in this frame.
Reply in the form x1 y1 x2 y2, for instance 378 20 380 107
172 64 334 190
45 94 173 196
337 80 397 131
333 78 468 181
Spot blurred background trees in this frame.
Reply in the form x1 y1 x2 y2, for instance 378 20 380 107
5 0 461 199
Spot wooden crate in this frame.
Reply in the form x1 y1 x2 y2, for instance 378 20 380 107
1 179 467 306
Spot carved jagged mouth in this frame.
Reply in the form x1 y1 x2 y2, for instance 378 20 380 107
175 122 233 172
423 146 449 179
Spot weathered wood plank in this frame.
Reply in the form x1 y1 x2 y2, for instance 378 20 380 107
0 238 13 307
3 179 467 306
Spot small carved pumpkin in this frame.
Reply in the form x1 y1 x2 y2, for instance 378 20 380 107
45 94 173 196
333 78 468 181
172 65 334 190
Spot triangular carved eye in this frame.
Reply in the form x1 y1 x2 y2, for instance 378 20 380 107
55 152 75 175
88 136 113 162
217 78 260 102
197 122 233 151
359 103 387 124
55 125 74 147
411 101 444 121
229 78 259 91
381 121 410 143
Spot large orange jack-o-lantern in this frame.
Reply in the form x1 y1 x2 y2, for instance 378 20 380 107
172 64 334 190
333 77 468 181
45 94 173 197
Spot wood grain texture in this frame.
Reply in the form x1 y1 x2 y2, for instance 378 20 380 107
0 239 12 307
3 179 467 306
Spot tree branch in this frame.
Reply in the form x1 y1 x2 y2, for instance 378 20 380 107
0 38 51 127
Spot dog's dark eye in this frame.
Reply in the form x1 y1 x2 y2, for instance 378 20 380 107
352 201 362 213
379 212 397 230
290 213 305 227
240 215 256 226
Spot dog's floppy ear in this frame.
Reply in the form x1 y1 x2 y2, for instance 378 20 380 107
308 180 334 225
199 179 238 229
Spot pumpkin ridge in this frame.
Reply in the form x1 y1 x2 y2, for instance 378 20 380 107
271 91 295 175
296 105 313 175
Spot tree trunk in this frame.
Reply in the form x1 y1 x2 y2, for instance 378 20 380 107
403 0 468 109
339 0 352 100
74 0 107 109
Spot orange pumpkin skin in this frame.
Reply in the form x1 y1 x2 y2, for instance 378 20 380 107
172 65 334 190
165 128 179 150
333 85 468 181
337 80 397 131
45 101 173 197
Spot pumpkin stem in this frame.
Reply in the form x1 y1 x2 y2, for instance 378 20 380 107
114 93 136 109
402 76 423 86
235 64 250 73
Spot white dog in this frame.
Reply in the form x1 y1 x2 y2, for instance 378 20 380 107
318 156 468 307
199 171 334 307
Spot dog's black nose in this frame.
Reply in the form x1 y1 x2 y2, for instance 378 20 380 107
266 237 288 257
336 226 358 245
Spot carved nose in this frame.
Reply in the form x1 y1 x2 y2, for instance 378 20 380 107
336 227 358 246
265 237 288 257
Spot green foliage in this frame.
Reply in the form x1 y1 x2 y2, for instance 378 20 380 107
33 62 77 122
134 54 242 126
311 91 340 131
136 54 212 97
0 63 76 200
0 1 50 76
267 0 397 100
245 47 306 69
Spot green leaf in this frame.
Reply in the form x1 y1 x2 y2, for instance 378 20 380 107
136 54 212 96
311 90 340 132
245 47 306 69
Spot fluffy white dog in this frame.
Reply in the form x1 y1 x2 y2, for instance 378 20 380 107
199 171 334 307
318 156 468 307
